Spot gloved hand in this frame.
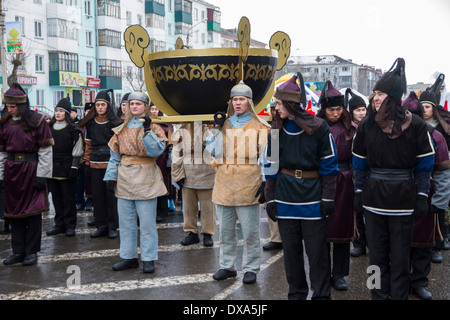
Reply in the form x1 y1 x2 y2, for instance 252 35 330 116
141 116 152 132
354 191 363 214
320 200 335 218
84 165 91 180
213 112 226 126
177 178 185 188
430 204 445 214
68 168 78 181
266 202 277 222
413 195 429 218
105 180 116 192
255 181 266 204
33 177 47 191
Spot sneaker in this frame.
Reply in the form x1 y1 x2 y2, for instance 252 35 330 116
432 249 443 263
180 232 200 246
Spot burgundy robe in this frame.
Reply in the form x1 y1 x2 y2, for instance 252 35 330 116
0 119 53 218
326 120 356 242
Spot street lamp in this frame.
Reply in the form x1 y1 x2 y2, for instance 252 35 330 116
185 18 207 48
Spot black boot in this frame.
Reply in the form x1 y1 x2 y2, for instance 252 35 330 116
112 258 139 271
3 253 24 265
180 232 200 245
143 261 155 273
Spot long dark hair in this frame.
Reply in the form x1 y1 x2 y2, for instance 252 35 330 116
78 101 122 128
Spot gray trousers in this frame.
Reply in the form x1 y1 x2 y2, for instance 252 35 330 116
216 204 261 273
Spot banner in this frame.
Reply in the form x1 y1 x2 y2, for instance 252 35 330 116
5 21 23 54
59 71 87 87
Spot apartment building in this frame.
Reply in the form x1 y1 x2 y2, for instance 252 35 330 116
1 0 222 113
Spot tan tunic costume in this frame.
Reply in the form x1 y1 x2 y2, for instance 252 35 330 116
212 117 268 206
108 123 168 200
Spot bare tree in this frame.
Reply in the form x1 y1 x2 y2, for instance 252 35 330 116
123 65 146 92
6 41 31 86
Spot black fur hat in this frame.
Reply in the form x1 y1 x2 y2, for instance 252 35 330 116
55 98 71 115
373 58 407 102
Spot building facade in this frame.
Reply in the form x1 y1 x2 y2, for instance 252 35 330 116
277 54 383 96
1 0 224 113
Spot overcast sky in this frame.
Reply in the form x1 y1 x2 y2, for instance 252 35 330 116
207 0 450 85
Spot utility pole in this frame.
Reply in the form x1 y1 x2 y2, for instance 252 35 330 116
0 0 7 95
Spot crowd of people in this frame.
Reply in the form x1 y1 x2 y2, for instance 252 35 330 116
0 56 449 300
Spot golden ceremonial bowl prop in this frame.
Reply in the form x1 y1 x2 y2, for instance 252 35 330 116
124 17 291 120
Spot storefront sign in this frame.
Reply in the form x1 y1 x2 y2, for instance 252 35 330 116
87 77 101 87
17 76 37 85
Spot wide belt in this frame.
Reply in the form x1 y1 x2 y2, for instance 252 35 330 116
121 155 155 165
369 168 413 180
281 168 320 179
7 152 38 162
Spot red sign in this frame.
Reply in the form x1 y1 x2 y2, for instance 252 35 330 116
87 77 101 87
17 76 37 85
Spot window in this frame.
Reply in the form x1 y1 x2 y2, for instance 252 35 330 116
98 59 121 77
35 55 44 72
66 0 77 6
86 30 92 46
126 11 132 25
54 90 65 106
36 90 45 106
98 29 121 48
145 13 164 29
167 0 172 11
86 61 93 76
137 14 142 25
341 66 349 72
15 16 25 35
49 51 79 73
175 0 192 13
34 21 42 38
149 39 165 52
97 0 120 19
47 18 78 40
85 0 92 16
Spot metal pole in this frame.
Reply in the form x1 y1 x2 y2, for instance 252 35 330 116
0 0 7 95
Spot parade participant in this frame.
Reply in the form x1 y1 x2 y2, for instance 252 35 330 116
261 101 282 251
317 81 357 291
207 80 270 284
404 91 450 299
104 91 168 273
77 103 94 214
263 74 338 300
345 89 369 258
46 98 83 237
117 92 130 120
78 89 122 239
0 83 54 266
352 58 435 300
346 89 367 126
172 121 216 246
420 86 450 262
70 108 79 124
150 103 173 222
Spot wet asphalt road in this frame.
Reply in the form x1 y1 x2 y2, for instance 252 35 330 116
0 200 449 302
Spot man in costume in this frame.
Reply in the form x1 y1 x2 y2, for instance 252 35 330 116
420 75 450 262
104 91 167 273
317 81 357 291
172 121 217 247
403 91 450 300
78 90 122 239
264 74 338 300
0 83 54 266
46 98 83 237
352 58 435 299
345 89 369 258
207 81 270 284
